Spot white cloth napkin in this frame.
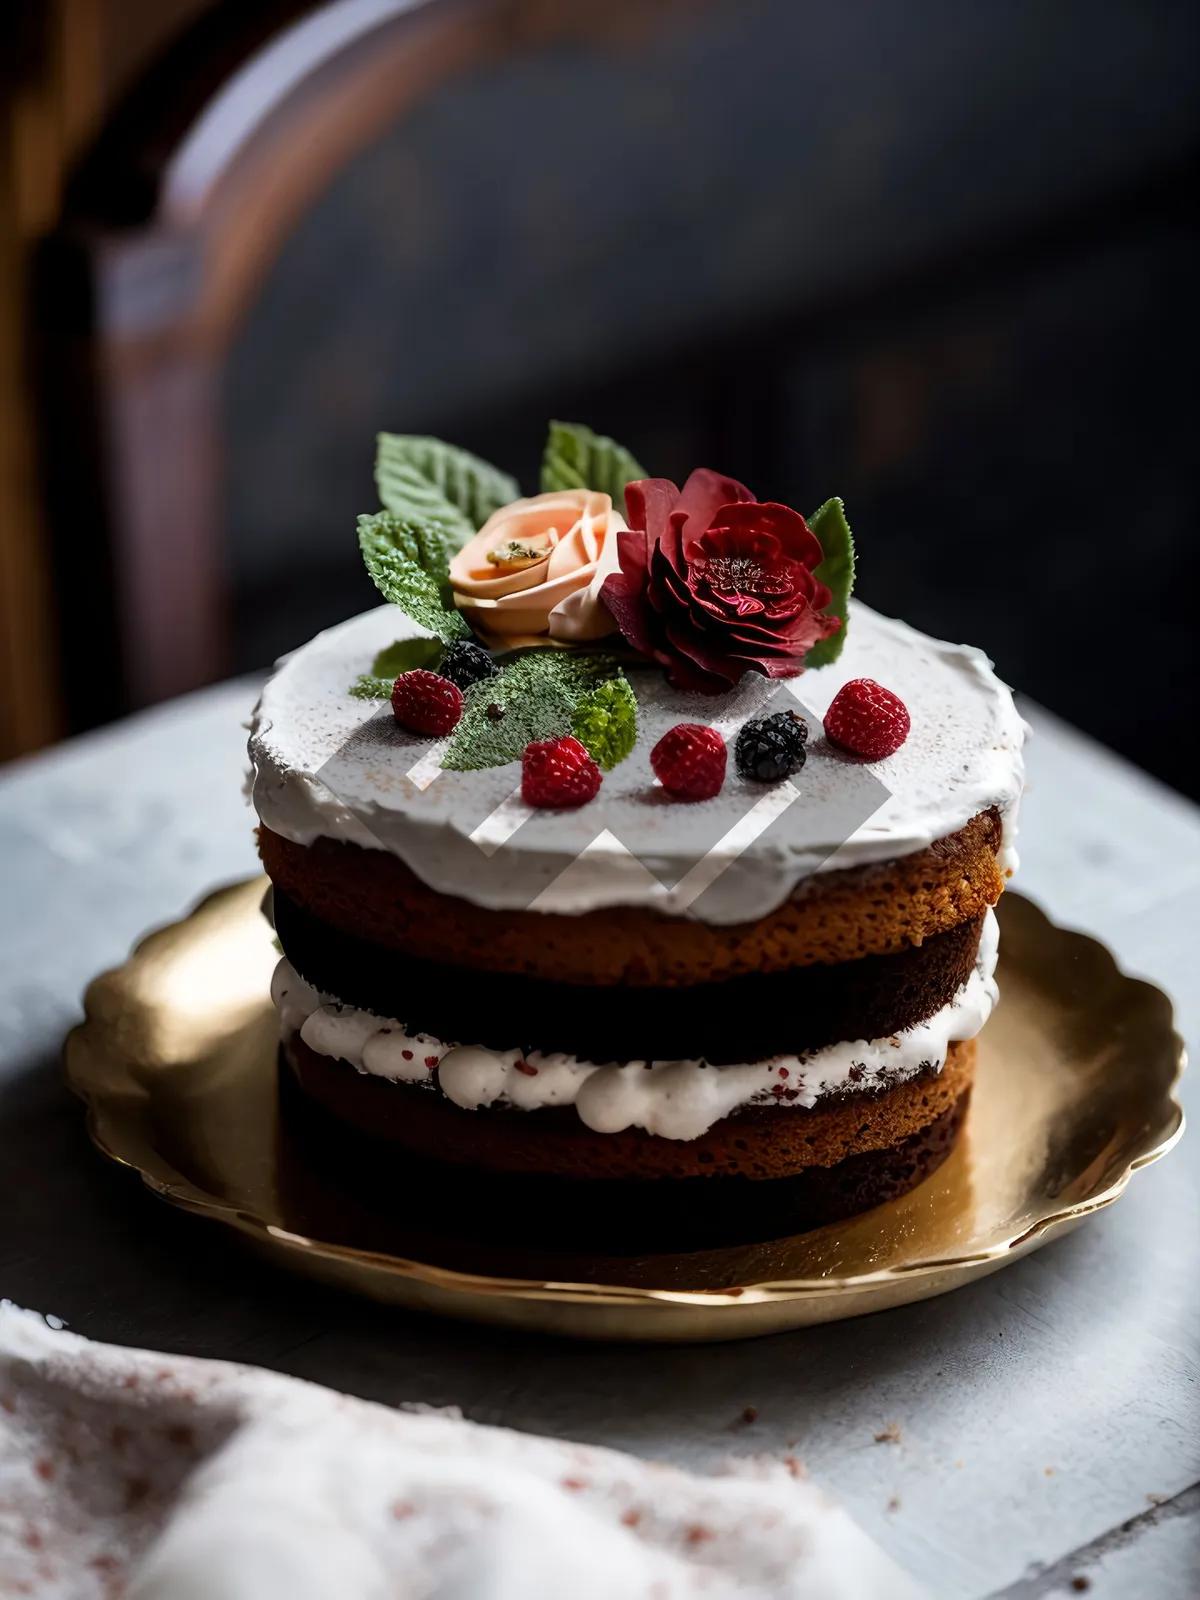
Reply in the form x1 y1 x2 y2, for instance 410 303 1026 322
0 1305 922 1599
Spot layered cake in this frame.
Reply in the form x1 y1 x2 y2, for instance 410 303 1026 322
249 423 1024 1249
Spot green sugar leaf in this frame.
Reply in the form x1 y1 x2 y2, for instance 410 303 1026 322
371 636 444 678
540 420 648 511
441 650 621 771
358 508 458 585
376 434 519 545
571 676 637 771
348 636 445 700
358 512 471 641
802 497 856 670
349 674 394 701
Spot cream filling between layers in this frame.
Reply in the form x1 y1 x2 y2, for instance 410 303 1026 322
274 911 998 1142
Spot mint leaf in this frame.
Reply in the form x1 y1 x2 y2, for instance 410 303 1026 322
803 497 856 670
571 677 637 770
376 434 519 545
349 674 395 701
358 508 458 585
442 651 621 771
541 421 647 511
350 637 445 700
371 637 444 678
358 512 471 641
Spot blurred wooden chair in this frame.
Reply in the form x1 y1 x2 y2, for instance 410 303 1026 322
38 0 696 731
30 0 1200 796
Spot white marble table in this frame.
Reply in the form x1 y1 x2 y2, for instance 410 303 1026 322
0 680 1196 1598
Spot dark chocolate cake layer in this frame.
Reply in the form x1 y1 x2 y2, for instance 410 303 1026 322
274 890 984 1065
278 1048 971 1253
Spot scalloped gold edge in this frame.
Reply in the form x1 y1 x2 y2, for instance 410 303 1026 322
67 1022 1186 1316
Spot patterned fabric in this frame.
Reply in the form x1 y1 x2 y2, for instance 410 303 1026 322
0 1305 921 1597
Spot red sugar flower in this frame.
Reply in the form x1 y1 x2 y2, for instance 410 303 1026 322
600 470 840 694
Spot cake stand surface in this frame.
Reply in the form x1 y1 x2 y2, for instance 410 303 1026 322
65 879 1182 1342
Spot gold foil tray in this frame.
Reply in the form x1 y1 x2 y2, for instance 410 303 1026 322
65 880 1184 1342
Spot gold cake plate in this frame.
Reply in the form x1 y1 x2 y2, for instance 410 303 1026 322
65 879 1184 1343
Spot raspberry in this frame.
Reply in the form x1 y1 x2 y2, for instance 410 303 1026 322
824 678 910 760
439 639 497 691
650 723 727 800
522 735 602 808
735 710 809 783
391 669 463 736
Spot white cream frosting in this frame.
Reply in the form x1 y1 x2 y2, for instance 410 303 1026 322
248 600 1026 924
274 909 998 1142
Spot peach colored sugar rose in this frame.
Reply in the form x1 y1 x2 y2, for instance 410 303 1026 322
449 489 625 644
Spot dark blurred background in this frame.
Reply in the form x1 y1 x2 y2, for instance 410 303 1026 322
3 0 1198 794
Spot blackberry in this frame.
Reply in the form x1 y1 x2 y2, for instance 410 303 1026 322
735 710 809 783
439 639 498 691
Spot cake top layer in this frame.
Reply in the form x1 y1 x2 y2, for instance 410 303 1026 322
248 600 1025 924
